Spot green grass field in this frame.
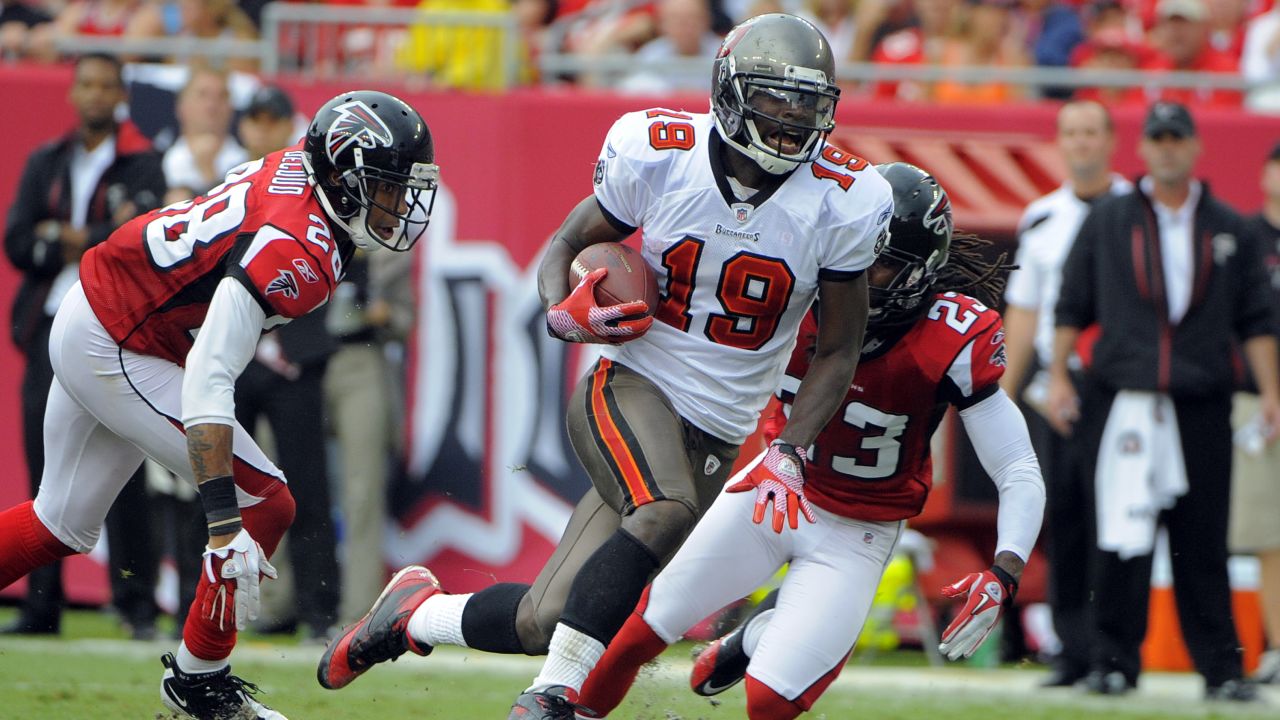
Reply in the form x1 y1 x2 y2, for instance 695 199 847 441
0 607 1275 719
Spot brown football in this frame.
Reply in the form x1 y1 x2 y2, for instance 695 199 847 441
570 243 660 315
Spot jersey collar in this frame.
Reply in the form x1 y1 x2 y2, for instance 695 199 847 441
708 131 793 211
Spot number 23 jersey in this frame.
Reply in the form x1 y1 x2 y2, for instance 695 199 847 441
80 145 347 366
593 110 892 445
770 293 1007 521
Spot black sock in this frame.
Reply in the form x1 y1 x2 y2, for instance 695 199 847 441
559 528 659 645
460 582 530 654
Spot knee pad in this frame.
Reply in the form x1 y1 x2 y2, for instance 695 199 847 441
621 500 695 559
240 485 295 557
460 582 531 655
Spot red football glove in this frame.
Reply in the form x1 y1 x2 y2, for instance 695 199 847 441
726 441 817 533
546 268 653 344
938 567 1017 661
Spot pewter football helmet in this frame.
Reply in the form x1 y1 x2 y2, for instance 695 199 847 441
710 14 840 174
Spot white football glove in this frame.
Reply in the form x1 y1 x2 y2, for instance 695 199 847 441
937 568 1016 661
200 528 278 631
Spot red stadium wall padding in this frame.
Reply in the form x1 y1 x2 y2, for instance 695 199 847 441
2 66 1279 615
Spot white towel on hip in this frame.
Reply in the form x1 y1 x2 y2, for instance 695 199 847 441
1095 390 1188 560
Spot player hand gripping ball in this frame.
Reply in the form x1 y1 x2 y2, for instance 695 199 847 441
546 268 653 344
727 441 817 533
938 567 1018 660
199 528 278 632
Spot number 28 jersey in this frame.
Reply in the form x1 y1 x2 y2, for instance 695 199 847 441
593 110 893 445
80 145 346 366
769 293 1007 521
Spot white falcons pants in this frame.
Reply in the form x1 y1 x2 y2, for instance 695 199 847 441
33 282 284 553
641 484 902 701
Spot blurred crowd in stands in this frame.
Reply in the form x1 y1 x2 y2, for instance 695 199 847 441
0 0 1277 105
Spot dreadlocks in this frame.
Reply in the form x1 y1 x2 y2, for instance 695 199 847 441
932 232 1017 310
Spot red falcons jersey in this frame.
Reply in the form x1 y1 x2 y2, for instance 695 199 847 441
768 292 1007 521
81 145 347 365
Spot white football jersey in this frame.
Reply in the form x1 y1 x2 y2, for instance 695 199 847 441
593 109 892 444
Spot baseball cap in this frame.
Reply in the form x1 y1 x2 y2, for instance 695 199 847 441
1155 0 1206 21
1143 101 1196 138
245 84 294 120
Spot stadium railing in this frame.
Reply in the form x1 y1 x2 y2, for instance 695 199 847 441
40 1 1264 99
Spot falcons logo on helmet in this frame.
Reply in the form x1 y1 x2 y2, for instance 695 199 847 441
923 191 953 238
325 100 394 165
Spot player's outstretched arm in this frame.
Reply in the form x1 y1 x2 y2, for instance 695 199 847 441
727 276 869 532
939 389 1045 660
536 195 632 310
181 278 279 630
959 389 1045 566
778 275 868 448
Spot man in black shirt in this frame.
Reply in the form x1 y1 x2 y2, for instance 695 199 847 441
1048 102 1279 701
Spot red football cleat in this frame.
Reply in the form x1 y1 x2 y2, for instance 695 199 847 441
317 565 441 690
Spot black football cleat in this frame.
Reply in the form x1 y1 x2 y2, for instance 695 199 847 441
690 589 779 696
690 624 751 697
160 652 287 719
507 685 598 719
316 565 440 690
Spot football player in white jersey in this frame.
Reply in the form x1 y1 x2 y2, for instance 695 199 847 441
317 14 892 719
576 164 1045 720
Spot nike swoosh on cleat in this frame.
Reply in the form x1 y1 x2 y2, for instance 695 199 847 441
701 678 741 694
167 687 189 710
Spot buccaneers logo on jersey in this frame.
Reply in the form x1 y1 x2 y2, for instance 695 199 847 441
325 100 394 164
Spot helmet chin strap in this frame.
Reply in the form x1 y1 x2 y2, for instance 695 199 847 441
713 114 800 175
746 145 802 175
713 110 824 176
343 206 387 252
300 150 386 251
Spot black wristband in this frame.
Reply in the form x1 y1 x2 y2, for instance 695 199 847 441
770 439 806 468
990 565 1019 606
199 475 242 536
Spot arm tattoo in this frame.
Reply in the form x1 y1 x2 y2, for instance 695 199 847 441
186 424 234 485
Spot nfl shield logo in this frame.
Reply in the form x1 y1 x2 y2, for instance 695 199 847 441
704 454 721 476
732 203 751 224
863 532 874 544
